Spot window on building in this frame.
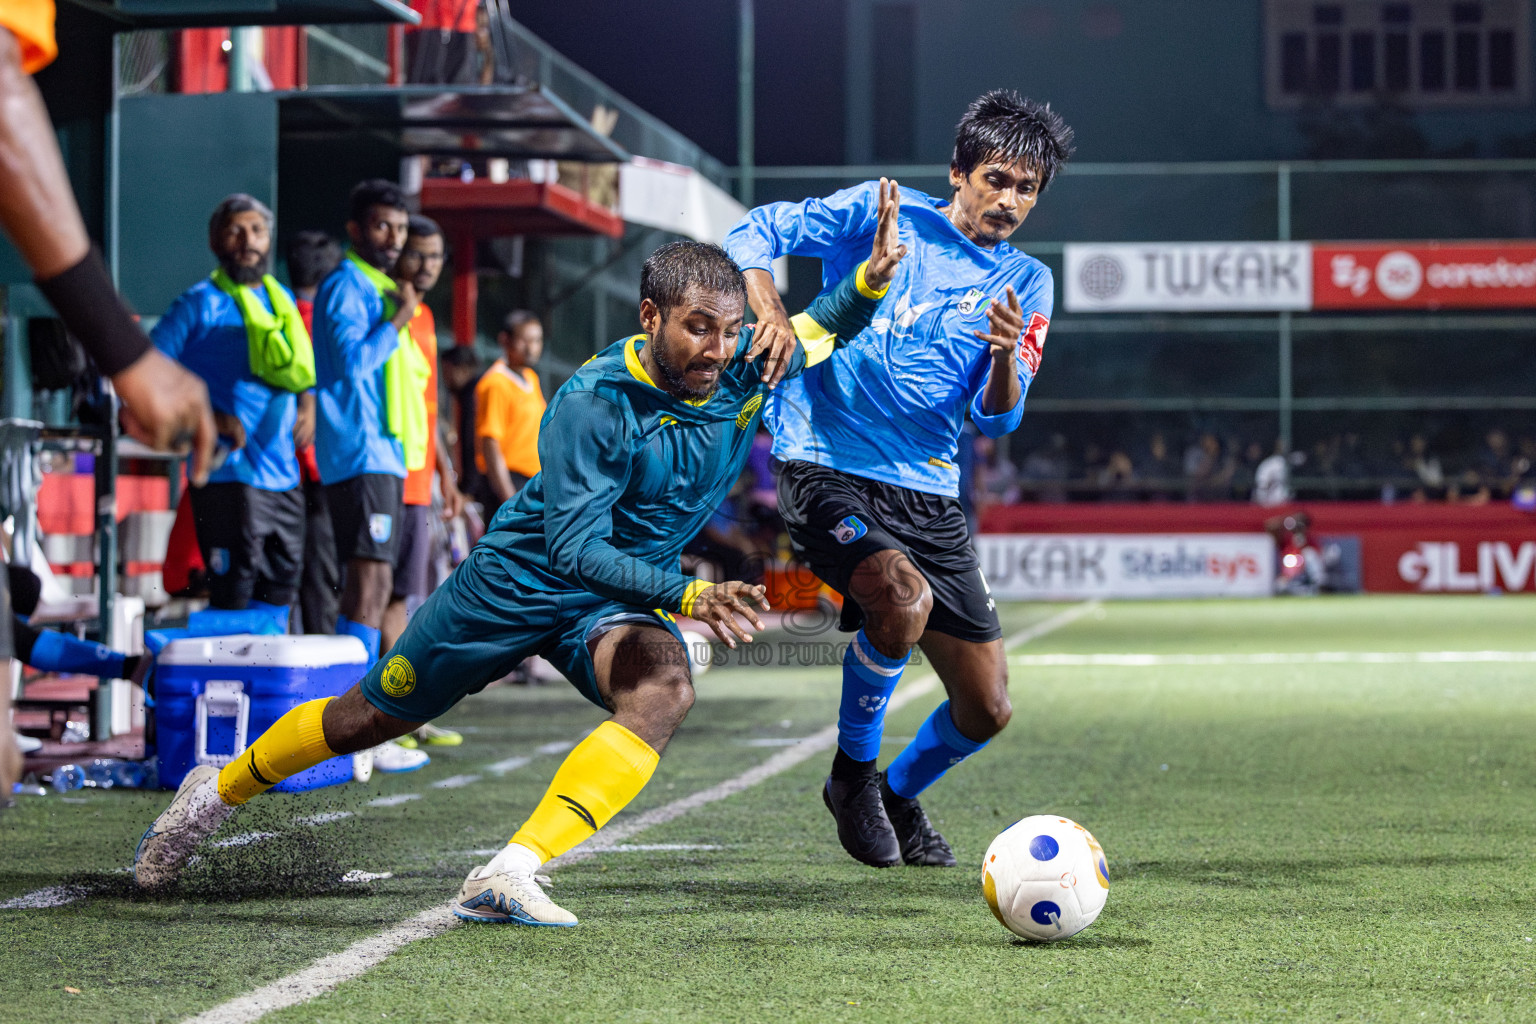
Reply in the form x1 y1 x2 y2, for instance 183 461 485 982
1266 0 1531 108
1421 29 1447 89
1351 31 1377 88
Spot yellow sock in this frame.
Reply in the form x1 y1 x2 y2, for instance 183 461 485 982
510 721 659 862
216 698 336 806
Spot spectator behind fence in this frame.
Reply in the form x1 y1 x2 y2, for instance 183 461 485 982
1137 433 1179 498
1253 439 1292 507
288 230 343 633
313 178 420 663
1406 433 1444 501
150 194 312 626
474 309 545 511
405 0 479 84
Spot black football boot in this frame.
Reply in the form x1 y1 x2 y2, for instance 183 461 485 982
822 771 901 868
879 771 957 867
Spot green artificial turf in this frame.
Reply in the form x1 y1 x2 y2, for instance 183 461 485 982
6 597 1536 1023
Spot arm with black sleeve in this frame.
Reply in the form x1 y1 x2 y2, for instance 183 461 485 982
0 25 216 484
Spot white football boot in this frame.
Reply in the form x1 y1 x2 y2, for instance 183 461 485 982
371 740 430 774
453 844 576 926
133 765 235 888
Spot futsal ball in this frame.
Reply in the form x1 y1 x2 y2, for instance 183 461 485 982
981 815 1109 941
679 629 713 678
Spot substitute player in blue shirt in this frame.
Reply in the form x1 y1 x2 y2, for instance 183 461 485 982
151 194 311 625
312 179 421 663
725 90 1074 869
135 198 909 926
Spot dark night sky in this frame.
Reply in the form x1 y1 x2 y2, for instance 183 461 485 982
503 0 847 166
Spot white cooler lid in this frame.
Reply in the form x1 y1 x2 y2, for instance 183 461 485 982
157 634 370 668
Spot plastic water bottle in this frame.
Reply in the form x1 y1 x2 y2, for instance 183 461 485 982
49 765 86 792
49 759 157 791
84 758 157 789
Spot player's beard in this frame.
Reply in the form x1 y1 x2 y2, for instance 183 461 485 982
976 210 1018 246
220 249 270 285
651 329 723 402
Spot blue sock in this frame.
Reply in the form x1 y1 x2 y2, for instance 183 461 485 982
336 616 380 662
246 600 292 634
885 701 988 799
28 630 127 678
837 630 909 762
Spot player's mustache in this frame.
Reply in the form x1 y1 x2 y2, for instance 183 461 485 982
984 210 1018 226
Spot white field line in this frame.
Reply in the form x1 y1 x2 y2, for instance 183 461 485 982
1009 649 1536 667
0 885 87 910
174 601 1098 1024
429 774 482 789
178 905 460 1024
293 811 354 826
366 794 421 808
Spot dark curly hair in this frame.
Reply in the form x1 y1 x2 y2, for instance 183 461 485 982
952 90 1075 191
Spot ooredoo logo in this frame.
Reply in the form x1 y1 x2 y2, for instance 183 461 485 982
1374 250 1423 301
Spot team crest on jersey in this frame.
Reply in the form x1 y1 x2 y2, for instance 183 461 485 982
956 287 988 318
208 548 230 576
380 655 416 698
369 513 393 543
830 516 868 545
1017 312 1050 375
735 393 764 430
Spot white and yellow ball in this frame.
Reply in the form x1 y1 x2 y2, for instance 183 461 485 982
981 814 1109 941
679 629 713 678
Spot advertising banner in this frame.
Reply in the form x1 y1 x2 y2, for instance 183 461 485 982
1364 533 1536 593
1063 243 1312 312
1313 242 1536 310
975 533 1275 600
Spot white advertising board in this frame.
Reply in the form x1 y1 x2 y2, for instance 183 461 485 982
976 533 1275 600
1063 242 1313 311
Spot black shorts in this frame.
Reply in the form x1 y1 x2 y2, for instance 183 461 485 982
189 482 305 608
392 503 433 601
326 473 405 564
775 459 1000 644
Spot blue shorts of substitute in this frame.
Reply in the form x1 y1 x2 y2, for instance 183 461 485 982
360 545 686 720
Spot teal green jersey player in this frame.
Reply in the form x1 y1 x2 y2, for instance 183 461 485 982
129 194 910 929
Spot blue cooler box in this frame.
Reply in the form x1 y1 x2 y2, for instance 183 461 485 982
155 634 370 792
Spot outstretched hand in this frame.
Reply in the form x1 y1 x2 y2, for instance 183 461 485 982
688 581 770 650
863 177 908 292
975 285 1025 360
745 319 797 389
114 349 219 487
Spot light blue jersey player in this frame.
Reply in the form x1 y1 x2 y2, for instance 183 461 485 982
724 90 1075 870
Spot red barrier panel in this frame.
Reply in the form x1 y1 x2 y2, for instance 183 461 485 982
37 474 170 537
979 502 1536 594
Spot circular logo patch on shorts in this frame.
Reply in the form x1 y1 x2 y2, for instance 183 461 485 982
380 655 416 698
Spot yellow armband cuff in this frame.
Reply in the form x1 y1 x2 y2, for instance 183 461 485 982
855 260 889 300
679 578 712 617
